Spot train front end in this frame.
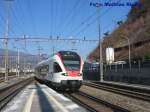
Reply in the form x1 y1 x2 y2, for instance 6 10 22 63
54 51 83 90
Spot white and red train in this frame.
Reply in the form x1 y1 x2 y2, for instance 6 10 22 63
35 51 84 91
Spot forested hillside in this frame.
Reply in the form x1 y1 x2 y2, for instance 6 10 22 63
88 0 150 62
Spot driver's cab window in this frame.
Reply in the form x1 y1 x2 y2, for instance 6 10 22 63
54 62 62 73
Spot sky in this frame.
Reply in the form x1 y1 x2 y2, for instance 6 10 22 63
0 0 138 60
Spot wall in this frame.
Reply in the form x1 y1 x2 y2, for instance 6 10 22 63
83 61 150 85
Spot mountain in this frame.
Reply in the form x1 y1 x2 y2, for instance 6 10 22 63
0 48 33 57
0 48 38 69
88 0 150 62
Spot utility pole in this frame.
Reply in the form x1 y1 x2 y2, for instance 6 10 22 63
4 0 13 82
117 21 132 71
13 46 18 77
71 40 77 51
24 35 26 49
16 55 17 77
4 37 8 82
52 46 55 54
37 46 43 62
23 35 27 76
127 38 131 71
17 48 20 77
24 57 26 76
97 5 103 82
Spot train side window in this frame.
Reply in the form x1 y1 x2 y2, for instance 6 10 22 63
54 62 62 73
40 65 49 75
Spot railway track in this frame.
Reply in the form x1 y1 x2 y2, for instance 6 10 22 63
83 81 150 102
64 91 129 112
0 75 17 83
0 77 34 110
0 78 4 83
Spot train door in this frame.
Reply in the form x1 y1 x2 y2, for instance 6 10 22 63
53 62 63 82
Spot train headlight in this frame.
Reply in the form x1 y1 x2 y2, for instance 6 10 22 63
62 73 68 76
79 73 82 76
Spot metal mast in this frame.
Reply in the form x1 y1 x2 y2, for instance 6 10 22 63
17 48 20 77
4 0 13 82
97 5 103 82
37 46 43 62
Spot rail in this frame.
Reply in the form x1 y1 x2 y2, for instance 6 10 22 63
0 74 31 83
0 75 18 83
64 91 129 112
0 77 34 110
83 81 150 102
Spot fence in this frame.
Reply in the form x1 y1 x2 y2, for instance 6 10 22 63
83 60 150 85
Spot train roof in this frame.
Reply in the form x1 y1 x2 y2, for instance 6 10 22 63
58 51 79 55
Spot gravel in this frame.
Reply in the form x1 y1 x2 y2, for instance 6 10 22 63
80 85 150 112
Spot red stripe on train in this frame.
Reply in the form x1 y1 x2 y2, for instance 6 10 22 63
67 71 80 77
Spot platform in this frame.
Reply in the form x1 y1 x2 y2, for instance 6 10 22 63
2 82 88 112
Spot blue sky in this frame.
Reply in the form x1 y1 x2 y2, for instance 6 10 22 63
0 0 138 59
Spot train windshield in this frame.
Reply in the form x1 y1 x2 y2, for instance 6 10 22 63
59 51 81 70
63 60 80 70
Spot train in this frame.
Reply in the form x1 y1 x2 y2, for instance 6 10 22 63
35 51 84 91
